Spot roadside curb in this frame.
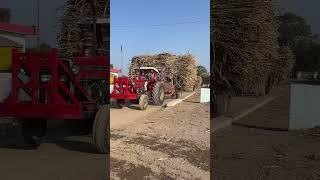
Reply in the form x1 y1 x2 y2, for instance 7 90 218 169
212 96 276 133
166 92 196 107
211 116 233 132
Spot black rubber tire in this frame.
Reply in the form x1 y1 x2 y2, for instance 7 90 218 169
115 100 123 109
93 105 110 154
175 90 182 99
151 82 165 105
21 119 47 148
139 94 148 110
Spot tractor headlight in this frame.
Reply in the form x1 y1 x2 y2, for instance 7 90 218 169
71 65 80 74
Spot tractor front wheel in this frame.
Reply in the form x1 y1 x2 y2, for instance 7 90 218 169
93 105 109 154
21 119 47 148
139 94 148 110
151 82 165 105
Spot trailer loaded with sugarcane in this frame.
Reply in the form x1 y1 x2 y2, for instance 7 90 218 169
110 52 200 110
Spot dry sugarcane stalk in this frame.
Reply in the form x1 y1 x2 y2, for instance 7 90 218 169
57 0 109 58
212 0 294 96
129 53 198 92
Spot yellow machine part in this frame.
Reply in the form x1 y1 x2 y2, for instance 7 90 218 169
0 48 12 71
110 74 115 84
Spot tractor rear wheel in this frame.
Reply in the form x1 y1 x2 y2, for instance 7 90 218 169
139 94 148 110
21 119 47 148
151 82 165 105
93 105 109 154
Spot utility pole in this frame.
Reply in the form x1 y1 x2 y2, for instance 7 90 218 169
121 45 123 73
37 0 40 50
91 0 97 56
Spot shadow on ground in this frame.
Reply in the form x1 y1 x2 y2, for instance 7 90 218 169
111 157 174 180
112 131 210 171
0 122 102 154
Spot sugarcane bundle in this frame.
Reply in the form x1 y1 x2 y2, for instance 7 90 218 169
175 54 198 92
57 0 109 58
129 53 177 78
212 0 285 96
129 53 198 92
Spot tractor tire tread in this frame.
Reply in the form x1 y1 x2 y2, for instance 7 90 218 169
151 82 165 105
93 105 110 154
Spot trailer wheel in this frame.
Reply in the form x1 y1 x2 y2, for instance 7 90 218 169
93 105 109 154
115 100 123 109
139 94 148 110
151 82 165 105
21 119 47 148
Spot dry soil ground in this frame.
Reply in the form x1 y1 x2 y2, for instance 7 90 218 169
110 91 210 179
212 85 320 180
0 91 210 180
0 121 107 180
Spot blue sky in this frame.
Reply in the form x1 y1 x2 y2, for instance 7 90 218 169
110 0 210 74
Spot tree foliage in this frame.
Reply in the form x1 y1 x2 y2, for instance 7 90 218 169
278 12 320 72
0 8 10 23
26 43 51 52
278 13 312 48
197 65 208 76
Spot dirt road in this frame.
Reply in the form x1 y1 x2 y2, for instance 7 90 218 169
212 85 320 180
110 99 171 129
110 91 210 179
0 121 107 180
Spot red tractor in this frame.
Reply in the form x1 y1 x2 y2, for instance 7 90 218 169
111 67 181 110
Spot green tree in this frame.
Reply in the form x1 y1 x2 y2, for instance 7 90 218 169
278 12 320 72
278 13 313 48
197 65 208 77
27 43 51 52
39 43 51 52
0 8 10 22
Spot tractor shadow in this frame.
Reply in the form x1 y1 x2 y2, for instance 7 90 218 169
0 122 102 154
110 100 140 110
110 104 141 110
111 157 175 180
44 121 103 154
0 123 34 150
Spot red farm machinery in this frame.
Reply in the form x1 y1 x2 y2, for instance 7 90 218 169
0 11 110 153
111 67 182 110
0 48 109 153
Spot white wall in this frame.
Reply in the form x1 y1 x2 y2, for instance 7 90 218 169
200 88 210 103
290 83 320 129
0 33 26 52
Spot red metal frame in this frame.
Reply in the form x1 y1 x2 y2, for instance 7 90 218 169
110 68 122 74
0 49 108 120
0 22 37 35
110 77 145 100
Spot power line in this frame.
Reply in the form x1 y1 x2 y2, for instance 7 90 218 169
111 16 204 27
112 20 204 29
